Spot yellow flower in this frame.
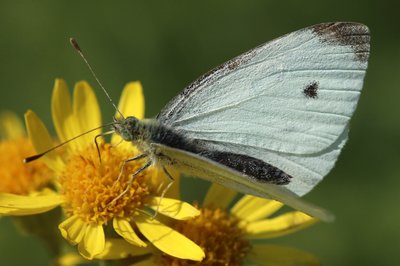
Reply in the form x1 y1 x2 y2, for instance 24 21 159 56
142 184 320 266
0 111 53 196
0 79 204 261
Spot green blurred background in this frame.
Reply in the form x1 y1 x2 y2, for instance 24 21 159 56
0 1 399 265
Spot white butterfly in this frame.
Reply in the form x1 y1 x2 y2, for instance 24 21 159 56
32 22 370 222
111 22 370 222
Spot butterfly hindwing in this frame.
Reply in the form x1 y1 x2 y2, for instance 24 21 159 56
152 143 334 222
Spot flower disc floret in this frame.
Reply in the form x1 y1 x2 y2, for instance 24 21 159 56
60 143 154 225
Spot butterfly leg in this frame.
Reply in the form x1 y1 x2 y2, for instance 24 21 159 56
113 153 148 186
94 130 115 163
152 165 176 218
108 159 152 206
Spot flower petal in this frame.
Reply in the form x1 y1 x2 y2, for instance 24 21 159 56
94 238 153 260
231 195 283 222
24 110 64 172
0 111 25 139
72 81 102 148
62 115 83 152
117 81 145 119
203 183 237 209
59 215 87 245
111 82 145 147
246 244 320 266
51 79 73 143
147 197 200 220
0 191 63 215
244 211 318 239
77 223 105 259
113 217 147 247
135 213 205 261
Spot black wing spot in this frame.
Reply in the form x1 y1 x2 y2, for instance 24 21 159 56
303 81 319 99
312 22 370 63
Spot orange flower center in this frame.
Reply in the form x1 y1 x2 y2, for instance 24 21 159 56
60 143 155 225
163 207 251 265
0 137 52 195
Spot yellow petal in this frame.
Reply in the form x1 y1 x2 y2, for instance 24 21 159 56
111 82 145 146
94 238 153 260
24 110 64 172
117 81 145 119
231 195 283 222
246 244 320 266
245 211 318 239
59 215 87 245
0 192 63 215
62 114 83 152
72 81 102 148
203 183 237 209
147 197 200 220
135 213 205 261
78 223 105 259
113 217 147 247
0 111 25 139
51 79 73 143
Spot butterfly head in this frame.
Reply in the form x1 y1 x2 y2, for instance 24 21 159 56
112 116 141 142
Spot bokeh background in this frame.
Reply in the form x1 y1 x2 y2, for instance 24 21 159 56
1 1 399 265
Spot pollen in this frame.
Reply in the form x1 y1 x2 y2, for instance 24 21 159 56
60 143 154 225
0 138 52 195
163 207 251 265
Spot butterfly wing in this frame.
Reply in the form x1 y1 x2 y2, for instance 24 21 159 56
152 143 334 222
157 22 370 196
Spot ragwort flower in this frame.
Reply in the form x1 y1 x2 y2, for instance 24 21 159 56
0 111 53 196
0 111 60 217
2 79 204 261
144 184 320 266
0 111 64 260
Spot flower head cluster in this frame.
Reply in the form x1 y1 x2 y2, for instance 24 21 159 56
1 80 204 261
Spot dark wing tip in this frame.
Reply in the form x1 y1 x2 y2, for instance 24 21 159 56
311 22 370 63
312 22 370 35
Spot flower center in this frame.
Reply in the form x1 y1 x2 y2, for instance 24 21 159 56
0 137 52 195
163 207 251 265
60 143 154 225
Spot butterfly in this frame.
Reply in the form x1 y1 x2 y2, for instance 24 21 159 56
108 22 370 221
29 22 370 222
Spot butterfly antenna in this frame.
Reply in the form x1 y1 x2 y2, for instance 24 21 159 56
23 122 115 163
69 38 125 119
